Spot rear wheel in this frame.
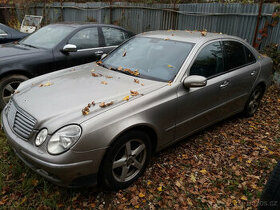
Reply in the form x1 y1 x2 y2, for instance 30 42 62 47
0 74 28 109
101 130 151 190
243 85 264 117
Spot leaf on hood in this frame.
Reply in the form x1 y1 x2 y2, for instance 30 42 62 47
106 101 114 106
168 81 172 86
123 96 129 101
91 72 99 77
99 102 106 108
133 70 140 76
96 60 102 65
164 38 170 40
201 30 207 36
130 90 139 96
118 66 123 71
134 79 140 84
39 81 53 87
141 83 145 86
87 103 91 108
92 101 95 106
101 81 108 85
105 75 113 78
82 107 90 115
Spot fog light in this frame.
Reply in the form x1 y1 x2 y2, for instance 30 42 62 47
35 129 48 146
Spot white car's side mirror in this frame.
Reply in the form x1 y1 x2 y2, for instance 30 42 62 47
62 44 77 53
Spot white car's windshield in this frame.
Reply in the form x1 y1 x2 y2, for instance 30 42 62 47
102 37 193 82
20 25 75 49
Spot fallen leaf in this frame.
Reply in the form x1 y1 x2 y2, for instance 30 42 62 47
31 179 39 186
123 51 127 57
190 174 196 183
101 81 108 85
147 181 152 185
164 38 170 40
130 90 139 96
92 72 99 77
200 169 207 174
167 65 173 68
157 186 163 192
134 79 139 84
123 96 129 101
141 83 144 86
138 192 145 198
118 66 123 71
92 101 95 106
105 75 113 78
39 81 53 87
240 195 248 201
99 102 106 108
168 81 172 86
201 30 207 36
106 101 114 106
97 60 102 64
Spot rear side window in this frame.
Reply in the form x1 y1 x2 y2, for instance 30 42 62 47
223 41 247 71
244 46 256 64
190 41 224 78
102 27 127 46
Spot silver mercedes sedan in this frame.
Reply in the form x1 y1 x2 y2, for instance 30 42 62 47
1 30 273 189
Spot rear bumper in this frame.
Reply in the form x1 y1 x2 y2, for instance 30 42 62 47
1 110 105 187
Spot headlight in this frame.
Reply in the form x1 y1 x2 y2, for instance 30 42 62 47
35 128 48 146
47 125 82 155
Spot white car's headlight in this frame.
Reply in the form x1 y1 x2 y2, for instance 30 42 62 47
35 128 48 146
47 125 82 155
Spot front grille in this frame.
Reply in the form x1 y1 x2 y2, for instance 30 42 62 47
7 100 36 139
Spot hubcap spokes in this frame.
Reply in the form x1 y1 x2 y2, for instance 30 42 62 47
249 89 262 114
112 139 146 182
2 81 21 104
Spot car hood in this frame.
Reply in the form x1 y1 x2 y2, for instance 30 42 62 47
0 43 45 60
13 63 166 131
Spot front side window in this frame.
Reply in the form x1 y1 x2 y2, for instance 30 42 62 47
244 46 256 64
0 28 7 35
68 27 99 50
20 25 74 49
189 41 223 78
103 37 193 82
102 27 127 46
223 41 247 71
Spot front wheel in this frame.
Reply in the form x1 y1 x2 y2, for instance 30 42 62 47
243 85 264 117
0 74 28 109
101 130 151 190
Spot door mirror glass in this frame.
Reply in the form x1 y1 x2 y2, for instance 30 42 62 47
183 75 207 88
62 44 77 53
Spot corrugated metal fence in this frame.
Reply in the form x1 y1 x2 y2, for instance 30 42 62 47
5 2 280 48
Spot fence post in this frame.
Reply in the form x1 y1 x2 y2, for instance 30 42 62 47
253 0 264 48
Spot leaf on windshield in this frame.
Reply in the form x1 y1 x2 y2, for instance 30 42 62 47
39 81 53 87
118 66 123 71
133 70 140 76
97 60 102 65
130 90 139 96
99 102 106 108
105 75 113 78
167 65 174 68
201 30 207 36
101 81 108 85
123 51 127 57
134 79 140 84
123 96 129 101
106 101 114 106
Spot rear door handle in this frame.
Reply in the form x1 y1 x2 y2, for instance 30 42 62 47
250 70 257 76
95 50 104 55
220 81 229 88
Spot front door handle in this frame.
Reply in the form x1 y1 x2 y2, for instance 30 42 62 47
250 70 257 76
220 81 229 88
95 50 104 55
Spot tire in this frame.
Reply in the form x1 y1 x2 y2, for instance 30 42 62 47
258 161 280 210
0 74 28 110
243 85 265 117
101 130 152 190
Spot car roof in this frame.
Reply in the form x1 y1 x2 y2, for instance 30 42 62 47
48 22 127 30
139 30 242 44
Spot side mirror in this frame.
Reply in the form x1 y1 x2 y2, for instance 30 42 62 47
183 75 207 88
62 44 77 53
101 53 107 59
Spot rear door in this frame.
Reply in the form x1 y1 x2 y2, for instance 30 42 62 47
0 28 11 44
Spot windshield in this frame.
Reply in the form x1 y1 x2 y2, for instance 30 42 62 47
20 25 75 49
102 37 193 82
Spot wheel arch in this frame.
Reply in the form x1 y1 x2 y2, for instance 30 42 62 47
0 70 33 81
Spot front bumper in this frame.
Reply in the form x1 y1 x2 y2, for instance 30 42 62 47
1 110 106 187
